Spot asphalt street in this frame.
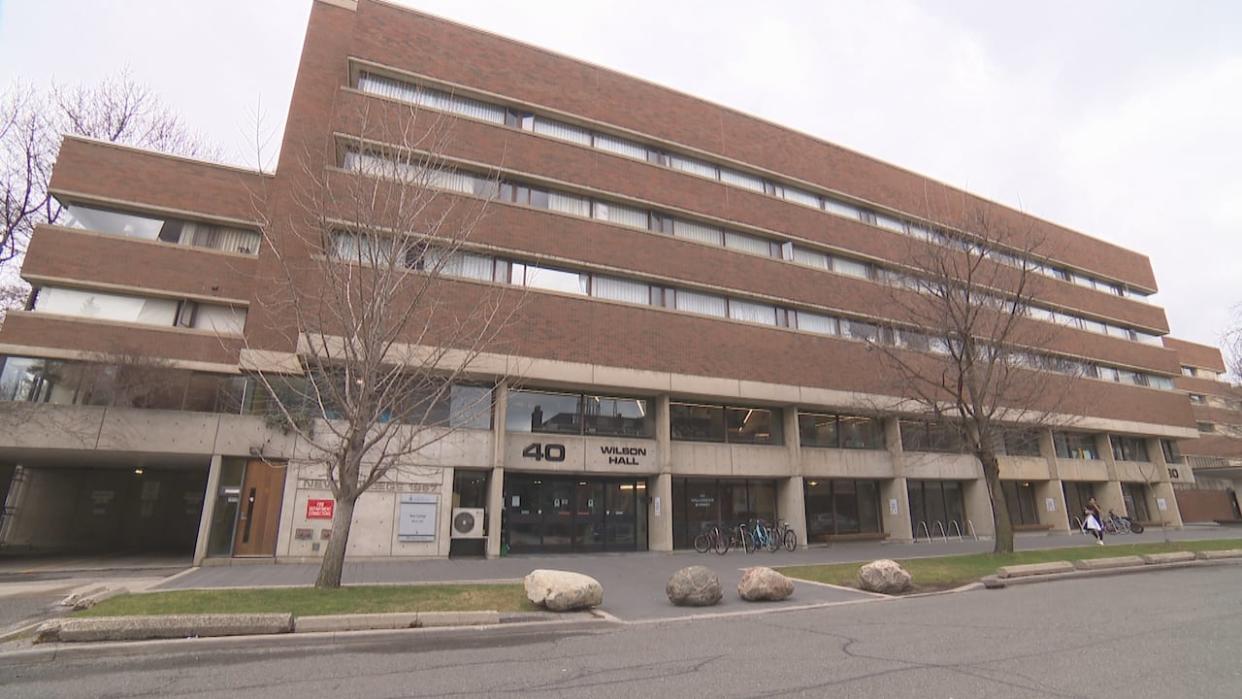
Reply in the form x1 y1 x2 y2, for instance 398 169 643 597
3 564 1240 698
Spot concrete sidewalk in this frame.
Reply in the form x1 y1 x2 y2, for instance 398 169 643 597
152 526 1240 622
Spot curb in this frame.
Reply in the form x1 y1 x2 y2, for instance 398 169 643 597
0 613 609 665
982 556 1242 589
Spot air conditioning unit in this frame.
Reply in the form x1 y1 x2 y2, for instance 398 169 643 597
451 507 485 539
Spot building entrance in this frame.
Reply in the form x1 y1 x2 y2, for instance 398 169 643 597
503 474 647 554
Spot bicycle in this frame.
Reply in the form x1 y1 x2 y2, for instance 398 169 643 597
729 522 755 553
693 525 730 554
771 519 798 552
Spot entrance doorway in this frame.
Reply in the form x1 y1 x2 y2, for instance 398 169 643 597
230 460 286 557
503 474 647 554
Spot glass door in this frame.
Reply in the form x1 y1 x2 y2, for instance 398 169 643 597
574 480 605 552
605 481 637 550
541 480 574 552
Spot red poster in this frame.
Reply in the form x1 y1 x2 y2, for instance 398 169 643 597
306 499 335 520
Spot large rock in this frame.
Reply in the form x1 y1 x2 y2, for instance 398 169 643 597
857 559 913 594
666 566 723 606
737 566 794 601
523 569 603 611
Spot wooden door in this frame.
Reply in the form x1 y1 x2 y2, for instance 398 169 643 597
232 460 286 556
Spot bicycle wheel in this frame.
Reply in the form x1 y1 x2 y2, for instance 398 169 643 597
712 527 730 555
783 529 797 552
694 533 710 554
766 527 781 552
741 528 755 554
1130 522 1144 534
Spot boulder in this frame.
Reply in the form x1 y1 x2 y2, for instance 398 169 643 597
737 566 794 601
666 566 723 606
857 559 912 594
523 569 603 611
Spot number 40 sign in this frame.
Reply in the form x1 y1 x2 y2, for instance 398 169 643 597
521 442 566 462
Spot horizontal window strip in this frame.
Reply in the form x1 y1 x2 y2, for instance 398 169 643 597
355 70 1149 302
340 145 1164 347
326 230 1175 392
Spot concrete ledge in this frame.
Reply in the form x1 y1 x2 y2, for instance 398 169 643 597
1194 549 1242 560
996 561 1075 578
36 614 293 644
1072 556 1145 571
417 611 499 628
294 613 418 633
1141 552 1196 565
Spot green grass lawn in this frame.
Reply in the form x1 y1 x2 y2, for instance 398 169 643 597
778 538 1242 592
76 583 537 618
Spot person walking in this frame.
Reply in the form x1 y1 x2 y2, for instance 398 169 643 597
1083 496 1105 545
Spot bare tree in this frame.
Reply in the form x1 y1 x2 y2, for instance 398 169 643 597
1225 305 1242 383
247 101 521 588
868 202 1084 554
0 280 27 328
1 70 218 270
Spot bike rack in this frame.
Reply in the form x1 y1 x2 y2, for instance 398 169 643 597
916 520 931 543
947 520 964 541
932 521 947 543
1071 515 1084 532
966 519 978 541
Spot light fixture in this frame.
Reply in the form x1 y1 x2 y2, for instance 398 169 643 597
134 468 144 475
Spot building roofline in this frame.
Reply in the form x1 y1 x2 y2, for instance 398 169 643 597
59 134 274 178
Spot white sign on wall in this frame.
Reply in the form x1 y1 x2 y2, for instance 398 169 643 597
1156 498 1168 512
889 498 899 515
398 494 439 542
1045 498 1057 513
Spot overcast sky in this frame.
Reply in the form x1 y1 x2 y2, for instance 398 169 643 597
2 0 1239 347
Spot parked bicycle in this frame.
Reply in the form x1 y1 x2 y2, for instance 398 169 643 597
1104 510 1144 535
693 525 730 554
771 519 798 552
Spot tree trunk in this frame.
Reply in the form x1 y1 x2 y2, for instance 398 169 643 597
978 450 1014 554
315 495 356 588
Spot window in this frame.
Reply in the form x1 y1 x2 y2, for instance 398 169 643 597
900 420 962 453
1002 481 1040 526
834 258 871 279
593 133 648 160
668 155 717 179
513 263 589 296
841 319 879 342
804 479 883 541
1181 366 1196 377
727 299 777 326
719 168 765 193
839 416 884 449
671 219 724 246
1160 439 1182 465
31 287 243 333
1197 421 1215 433
448 385 493 429
822 198 860 219
591 276 652 305
1122 483 1151 522
798 412 839 448
725 407 782 445
531 117 591 146
791 246 830 269
592 201 649 229
782 187 821 208
1053 432 1099 460
670 403 726 442
505 390 582 434
1190 393 1206 404
794 311 838 336
1001 428 1042 457
1110 435 1150 462
63 203 261 255
874 213 907 234
723 231 774 257
674 290 727 318
671 402 781 444
582 395 653 437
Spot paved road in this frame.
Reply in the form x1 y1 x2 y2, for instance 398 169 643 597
4 565 1240 698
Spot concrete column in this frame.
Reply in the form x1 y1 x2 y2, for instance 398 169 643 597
1094 433 1127 517
882 417 913 542
649 472 674 551
781 406 807 547
1037 429 1070 532
192 454 223 566
486 380 509 558
649 395 674 551
1145 437 1184 528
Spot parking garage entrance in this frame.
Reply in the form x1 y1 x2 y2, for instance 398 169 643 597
502 473 648 554
0 460 208 556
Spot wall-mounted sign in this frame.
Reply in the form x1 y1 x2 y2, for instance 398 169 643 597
1045 498 1057 513
511 439 656 470
1156 497 1168 511
298 478 439 494
307 499 335 520
889 498 899 515
398 494 439 542
1168 468 1180 480
654 495 661 517
295 528 313 541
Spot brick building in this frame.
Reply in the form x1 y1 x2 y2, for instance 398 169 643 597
0 0 1199 561
1163 338 1242 523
